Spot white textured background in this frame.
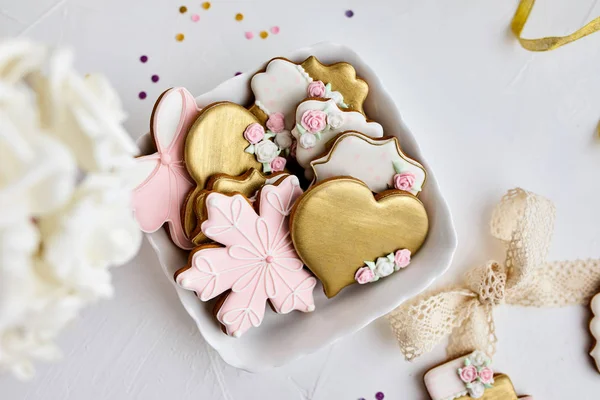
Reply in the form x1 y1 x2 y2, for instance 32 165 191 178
2 0 600 399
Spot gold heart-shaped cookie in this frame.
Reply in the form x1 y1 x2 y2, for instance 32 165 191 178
290 177 428 297
182 102 263 236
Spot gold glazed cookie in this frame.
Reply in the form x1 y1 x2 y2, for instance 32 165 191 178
189 168 288 245
249 56 369 128
182 102 264 237
289 177 428 297
424 351 533 400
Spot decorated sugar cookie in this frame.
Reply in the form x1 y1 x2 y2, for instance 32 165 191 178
189 168 288 245
424 351 532 400
310 132 426 196
176 175 317 337
249 57 369 129
590 292 600 373
290 177 428 297
291 99 384 173
182 102 267 237
130 87 199 249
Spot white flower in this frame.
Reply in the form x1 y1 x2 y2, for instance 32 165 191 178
38 175 141 298
34 49 137 172
467 381 485 398
327 90 344 106
469 350 489 367
327 111 344 129
274 130 293 150
299 133 317 149
374 256 395 278
254 139 279 163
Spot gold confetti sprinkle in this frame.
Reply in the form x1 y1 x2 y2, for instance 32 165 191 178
202 2 211 10
235 13 244 21
179 6 187 13
176 33 185 41
260 31 268 39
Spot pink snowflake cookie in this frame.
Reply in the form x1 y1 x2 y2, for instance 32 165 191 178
175 175 316 337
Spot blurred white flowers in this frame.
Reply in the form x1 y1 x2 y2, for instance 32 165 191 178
0 39 141 380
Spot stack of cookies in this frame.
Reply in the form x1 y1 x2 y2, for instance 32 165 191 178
131 56 429 338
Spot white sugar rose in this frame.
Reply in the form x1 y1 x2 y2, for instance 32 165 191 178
467 381 486 398
470 350 489 367
274 130 293 150
374 256 395 278
254 139 279 163
299 133 317 149
327 111 344 129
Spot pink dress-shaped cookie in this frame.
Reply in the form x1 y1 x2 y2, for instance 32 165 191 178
176 175 317 337
131 87 200 249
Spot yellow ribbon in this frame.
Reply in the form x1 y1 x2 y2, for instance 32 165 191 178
387 188 600 361
512 0 600 51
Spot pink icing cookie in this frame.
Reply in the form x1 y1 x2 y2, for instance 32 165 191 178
130 87 200 250
175 175 317 337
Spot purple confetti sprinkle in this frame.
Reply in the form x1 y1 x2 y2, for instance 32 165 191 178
140 55 148 63
151 74 160 83
375 392 384 400
138 91 147 100
235 71 242 76
345 9 354 18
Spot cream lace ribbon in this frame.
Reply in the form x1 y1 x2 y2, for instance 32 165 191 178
387 188 600 361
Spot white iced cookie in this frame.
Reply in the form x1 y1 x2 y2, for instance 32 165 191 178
291 99 383 172
310 132 426 196
250 59 347 129
590 292 600 373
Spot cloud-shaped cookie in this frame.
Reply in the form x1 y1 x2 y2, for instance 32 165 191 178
310 132 426 195
591 292 600 373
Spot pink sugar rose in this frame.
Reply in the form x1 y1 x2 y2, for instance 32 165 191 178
266 112 285 133
478 367 494 384
355 266 374 284
307 80 326 97
244 123 265 144
300 110 327 133
459 365 478 383
394 249 411 269
270 156 287 172
393 172 416 191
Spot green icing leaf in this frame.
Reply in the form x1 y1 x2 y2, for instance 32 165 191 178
365 261 376 270
244 144 255 154
465 383 472 389
464 358 471 366
325 82 332 91
315 132 322 140
386 253 395 263
264 132 276 140
484 384 493 389
262 162 271 173
484 359 491 367
340 101 349 108
392 160 404 174
296 123 307 135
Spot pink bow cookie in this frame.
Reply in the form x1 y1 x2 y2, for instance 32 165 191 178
131 87 200 249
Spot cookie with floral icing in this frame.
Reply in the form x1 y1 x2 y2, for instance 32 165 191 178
176 175 316 337
249 57 369 130
291 99 384 175
290 177 428 297
424 351 531 400
310 132 426 196
182 101 285 238
130 87 199 249
590 292 600 373
189 168 288 245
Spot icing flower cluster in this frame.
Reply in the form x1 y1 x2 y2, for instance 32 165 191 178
294 107 345 149
243 112 293 173
392 160 420 193
457 351 494 399
354 249 411 284
306 80 348 109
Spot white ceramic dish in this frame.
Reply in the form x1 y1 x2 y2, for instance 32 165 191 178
141 42 457 372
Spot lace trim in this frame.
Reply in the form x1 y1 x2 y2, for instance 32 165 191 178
295 64 313 84
441 390 468 400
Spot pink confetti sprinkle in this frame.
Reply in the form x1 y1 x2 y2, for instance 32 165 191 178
245 31 254 40
270 26 280 34
191 14 200 22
